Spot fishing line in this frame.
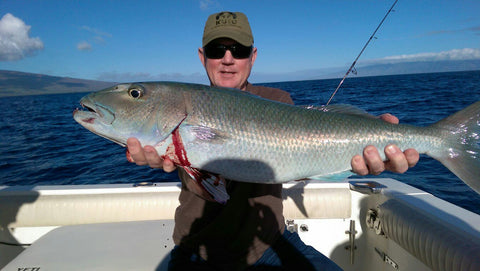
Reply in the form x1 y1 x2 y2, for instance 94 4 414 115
324 0 399 107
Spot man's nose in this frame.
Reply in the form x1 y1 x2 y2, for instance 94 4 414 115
221 50 234 64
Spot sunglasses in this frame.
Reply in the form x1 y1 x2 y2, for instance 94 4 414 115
203 43 253 59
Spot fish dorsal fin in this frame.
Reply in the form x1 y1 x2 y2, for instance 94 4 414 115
303 104 377 118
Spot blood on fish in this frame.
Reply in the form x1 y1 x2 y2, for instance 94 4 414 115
171 128 190 167
82 118 95 124
168 128 222 193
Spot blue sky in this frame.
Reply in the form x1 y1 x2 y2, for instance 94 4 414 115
1 0 479 84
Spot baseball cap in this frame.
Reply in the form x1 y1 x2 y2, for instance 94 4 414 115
202 11 254 47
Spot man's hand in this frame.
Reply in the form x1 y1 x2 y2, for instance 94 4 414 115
351 113 420 175
126 138 176 172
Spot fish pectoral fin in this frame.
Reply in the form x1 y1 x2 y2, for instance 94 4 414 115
305 171 353 182
182 166 230 204
184 125 229 144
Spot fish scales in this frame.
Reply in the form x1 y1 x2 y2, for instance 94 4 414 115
180 86 428 181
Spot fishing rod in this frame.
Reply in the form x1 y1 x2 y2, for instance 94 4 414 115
324 0 399 107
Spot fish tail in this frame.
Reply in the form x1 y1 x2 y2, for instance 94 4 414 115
429 101 480 193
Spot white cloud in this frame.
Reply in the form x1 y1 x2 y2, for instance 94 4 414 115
425 26 480 37
78 25 111 51
0 13 44 61
80 26 112 41
199 0 218 10
362 48 480 65
77 41 92 51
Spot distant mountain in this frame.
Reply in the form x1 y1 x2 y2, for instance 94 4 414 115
251 59 480 83
0 70 115 97
319 59 480 79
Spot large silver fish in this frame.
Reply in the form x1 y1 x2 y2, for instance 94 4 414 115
73 82 480 202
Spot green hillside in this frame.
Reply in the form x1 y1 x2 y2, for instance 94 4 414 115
0 70 115 97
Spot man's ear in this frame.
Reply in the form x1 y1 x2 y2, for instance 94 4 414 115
198 47 206 67
250 47 257 65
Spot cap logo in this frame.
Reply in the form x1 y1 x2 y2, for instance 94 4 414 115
203 11 253 47
215 12 237 26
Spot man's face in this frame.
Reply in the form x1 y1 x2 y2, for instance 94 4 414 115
199 38 257 90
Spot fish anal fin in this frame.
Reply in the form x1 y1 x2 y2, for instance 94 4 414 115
305 171 353 182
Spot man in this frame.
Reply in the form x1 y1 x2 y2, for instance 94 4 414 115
127 11 419 270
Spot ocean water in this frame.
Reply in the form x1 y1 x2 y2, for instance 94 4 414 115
0 71 479 215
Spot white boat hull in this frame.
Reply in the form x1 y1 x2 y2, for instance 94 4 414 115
1 179 479 270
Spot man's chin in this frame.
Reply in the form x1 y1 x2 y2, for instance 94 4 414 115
215 78 241 89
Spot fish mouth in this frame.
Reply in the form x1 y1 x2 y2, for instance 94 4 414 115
73 99 125 146
73 98 115 125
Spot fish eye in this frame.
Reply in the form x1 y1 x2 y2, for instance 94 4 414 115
128 88 143 99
